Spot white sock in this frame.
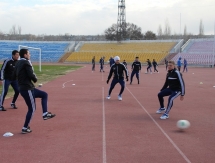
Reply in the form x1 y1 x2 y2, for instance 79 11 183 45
43 112 48 116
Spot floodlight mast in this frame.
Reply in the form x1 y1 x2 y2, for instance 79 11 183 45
18 45 42 72
117 0 126 41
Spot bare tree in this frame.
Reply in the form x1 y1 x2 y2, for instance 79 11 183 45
157 25 162 36
9 25 17 35
184 25 187 36
164 19 171 36
18 26 22 35
199 19 204 36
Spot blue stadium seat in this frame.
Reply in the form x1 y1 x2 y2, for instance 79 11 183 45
0 41 69 62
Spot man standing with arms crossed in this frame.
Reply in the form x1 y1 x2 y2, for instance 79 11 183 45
0 50 20 111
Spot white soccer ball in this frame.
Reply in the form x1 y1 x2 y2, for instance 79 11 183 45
38 84 43 87
177 120 190 129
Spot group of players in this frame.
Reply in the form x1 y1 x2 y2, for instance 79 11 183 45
0 49 55 134
92 55 185 120
0 51 185 136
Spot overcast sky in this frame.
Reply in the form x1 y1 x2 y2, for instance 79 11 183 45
0 0 215 35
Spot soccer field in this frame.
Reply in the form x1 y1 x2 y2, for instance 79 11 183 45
0 64 82 98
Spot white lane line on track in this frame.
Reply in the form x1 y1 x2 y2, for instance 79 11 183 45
102 87 107 163
62 80 73 88
126 87 191 163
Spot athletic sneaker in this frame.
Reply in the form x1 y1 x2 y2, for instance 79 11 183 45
22 127 32 134
156 107 166 114
11 103 18 109
160 113 169 120
43 112 56 120
118 95 122 101
106 95 111 100
0 106 6 111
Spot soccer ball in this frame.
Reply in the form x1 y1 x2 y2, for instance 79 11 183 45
177 120 190 129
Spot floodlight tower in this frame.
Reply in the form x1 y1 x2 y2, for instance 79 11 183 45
117 0 126 41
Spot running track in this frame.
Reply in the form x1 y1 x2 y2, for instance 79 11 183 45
0 64 215 163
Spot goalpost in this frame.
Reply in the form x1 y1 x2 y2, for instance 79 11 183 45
18 45 42 72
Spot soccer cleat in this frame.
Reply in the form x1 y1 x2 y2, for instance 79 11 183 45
160 113 169 120
106 95 111 100
118 95 122 101
156 107 166 114
0 106 6 111
11 103 18 109
22 127 32 134
43 112 56 120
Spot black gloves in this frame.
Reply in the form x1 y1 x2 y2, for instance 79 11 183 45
106 79 109 84
126 77 129 82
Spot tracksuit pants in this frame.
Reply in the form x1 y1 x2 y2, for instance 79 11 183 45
100 64 104 72
0 80 19 106
183 65 188 72
20 88 48 128
108 78 125 96
130 70 139 83
178 66 181 72
153 65 158 72
158 88 181 114
92 64 95 71
147 66 152 72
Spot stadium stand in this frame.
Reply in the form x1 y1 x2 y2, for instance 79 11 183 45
65 40 181 63
172 38 215 66
0 41 71 62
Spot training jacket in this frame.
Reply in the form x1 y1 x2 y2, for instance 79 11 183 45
13 58 37 90
109 58 115 66
177 59 182 67
131 61 141 71
161 68 185 96
107 63 129 80
0 58 18 80
152 61 158 67
99 58 104 65
92 58 95 64
123 61 127 67
147 61 152 67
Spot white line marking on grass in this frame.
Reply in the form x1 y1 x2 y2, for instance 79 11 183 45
102 87 107 163
126 87 191 163
62 80 73 88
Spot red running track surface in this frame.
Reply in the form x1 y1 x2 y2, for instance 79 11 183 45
0 64 215 163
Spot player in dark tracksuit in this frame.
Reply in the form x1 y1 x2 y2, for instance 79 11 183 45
106 56 129 101
100 57 105 72
0 50 20 111
109 57 115 67
156 61 185 119
92 56 95 71
146 59 152 74
164 58 168 71
13 49 56 134
130 57 141 84
122 60 127 68
152 59 159 73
